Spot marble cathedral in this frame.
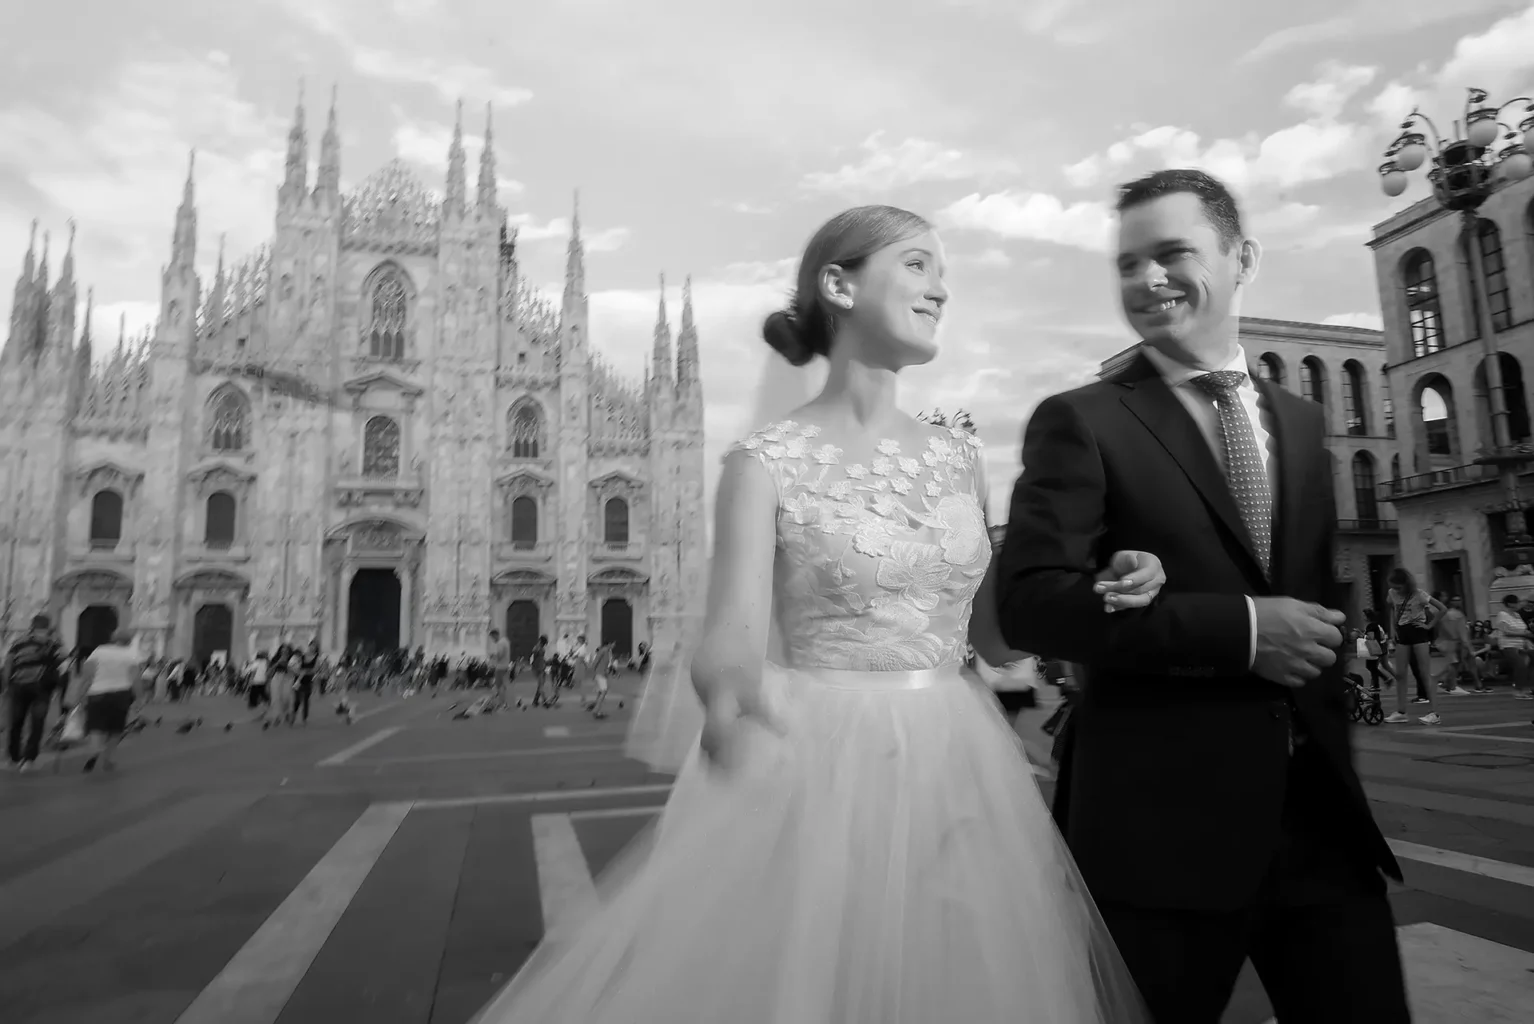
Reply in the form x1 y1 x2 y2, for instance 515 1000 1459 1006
0 93 708 664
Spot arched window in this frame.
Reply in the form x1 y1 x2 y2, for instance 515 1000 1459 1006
362 416 401 478
208 386 249 452
604 497 629 546
1352 452 1379 524
90 490 123 548
1381 366 1394 438
1403 249 1443 357
507 400 544 459
1421 384 1452 456
510 495 537 547
1299 357 1326 407
364 264 411 361
1476 219 1512 332
205 491 236 549
1342 361 1368 435
1391 454 1401 480
1256 353 1284 386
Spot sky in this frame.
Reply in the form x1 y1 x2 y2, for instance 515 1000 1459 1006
2 0 1534 520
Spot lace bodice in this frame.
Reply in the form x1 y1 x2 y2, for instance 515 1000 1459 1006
729 419 991 672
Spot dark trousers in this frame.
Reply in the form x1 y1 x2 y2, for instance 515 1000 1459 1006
6 686 53 763
295 679 313 722
1098 746 1409 1023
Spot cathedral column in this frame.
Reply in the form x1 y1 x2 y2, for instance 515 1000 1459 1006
397 564 413 649
339 564 356 653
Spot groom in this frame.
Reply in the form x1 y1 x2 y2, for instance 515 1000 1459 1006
996 169 1409 1022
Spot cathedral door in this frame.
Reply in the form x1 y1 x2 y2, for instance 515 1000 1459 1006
506 600 539 661
600 598 633 658
348 568 401 656
193 604 234 670
76 605 118 659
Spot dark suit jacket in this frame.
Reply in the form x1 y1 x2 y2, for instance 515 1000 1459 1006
996 351 1400 912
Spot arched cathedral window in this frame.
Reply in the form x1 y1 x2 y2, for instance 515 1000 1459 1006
363 416 401 478
364 264 411 361
508 400 545 459
208 386 249 452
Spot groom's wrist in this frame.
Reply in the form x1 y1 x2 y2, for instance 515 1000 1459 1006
1245 596 1257 671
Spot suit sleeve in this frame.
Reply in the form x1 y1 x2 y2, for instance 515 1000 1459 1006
996 394 1252 675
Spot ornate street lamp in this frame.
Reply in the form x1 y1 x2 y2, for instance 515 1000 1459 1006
1379 88 1534 564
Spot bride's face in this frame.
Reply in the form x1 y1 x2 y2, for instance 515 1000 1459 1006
827 230 950 369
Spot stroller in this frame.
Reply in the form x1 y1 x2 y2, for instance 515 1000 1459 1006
1345 672 1384 725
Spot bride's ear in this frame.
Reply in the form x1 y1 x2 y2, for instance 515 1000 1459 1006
819 263 855 310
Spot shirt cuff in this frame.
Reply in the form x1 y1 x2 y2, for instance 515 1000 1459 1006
1245 596 1257 671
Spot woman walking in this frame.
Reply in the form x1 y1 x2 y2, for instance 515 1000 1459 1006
1384 568 1444 724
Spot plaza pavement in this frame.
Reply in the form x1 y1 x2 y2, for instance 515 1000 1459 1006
0 672 1531 1023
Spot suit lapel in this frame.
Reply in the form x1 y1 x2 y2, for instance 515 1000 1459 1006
1256 376 1307 594
1115 353 1267 584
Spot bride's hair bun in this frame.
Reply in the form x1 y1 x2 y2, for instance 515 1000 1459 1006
761 309 817 367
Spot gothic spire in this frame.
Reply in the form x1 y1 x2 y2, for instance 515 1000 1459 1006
22 218 36 282
59 220 75 291
563 189 585 299
444 99 466 218
315 83 341 200
77 286 93 366
172 149 197 268
477 102 497 214
652 272 673 382
676 273 699 386
282 79 307 202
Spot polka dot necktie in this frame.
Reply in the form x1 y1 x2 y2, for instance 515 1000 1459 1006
1191 371 1271 573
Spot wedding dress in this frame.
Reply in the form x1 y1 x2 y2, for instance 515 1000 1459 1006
472 419 1146 1023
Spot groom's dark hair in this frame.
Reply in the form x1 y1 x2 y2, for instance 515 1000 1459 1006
1115 169 1244 253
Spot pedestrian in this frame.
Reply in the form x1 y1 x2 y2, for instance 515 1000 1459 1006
589 643 613 719
1361 609 1391 693
4 614 65 772
1435 595 1477 695
247 650 272 725
1493 594 1533 700
1385 568 1444 724
70 629 142 773
489 629 511 708
295 641 319 724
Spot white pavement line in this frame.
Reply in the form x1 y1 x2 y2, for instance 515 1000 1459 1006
1407 730 1534 746
174 802 410 1024
316 726 403 767
531 813 599 930
352 701 399 722
568 806 665 822
410 783 673 810
0 794 253 949
1259 923 1534 1024
543 725 571 738
1367 783 1534 827
1390 839 1534 889
343 742 625 766
1432 720 1532 733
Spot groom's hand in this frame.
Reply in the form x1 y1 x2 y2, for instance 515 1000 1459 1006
1251 598 1346 688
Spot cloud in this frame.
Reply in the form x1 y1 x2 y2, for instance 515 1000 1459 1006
1063 64 1377 195
935 191 1114 252
1240 0 1520 63
957 247 1012 269
280 0 533 110
510 213 629 253
0 50 284 307
799 132 1019 195
1323 312 1384 330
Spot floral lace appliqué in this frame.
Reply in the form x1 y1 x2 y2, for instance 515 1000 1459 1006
726 420 990 672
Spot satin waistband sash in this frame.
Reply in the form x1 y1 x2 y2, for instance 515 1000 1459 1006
774 664 961 691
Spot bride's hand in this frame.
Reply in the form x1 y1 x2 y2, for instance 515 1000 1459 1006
699 684 782 772
1093 550 1166 613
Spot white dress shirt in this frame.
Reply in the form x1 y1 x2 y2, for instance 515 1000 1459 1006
1141 343 1272 670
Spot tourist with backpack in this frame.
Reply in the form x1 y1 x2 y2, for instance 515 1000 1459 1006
4 614 65 772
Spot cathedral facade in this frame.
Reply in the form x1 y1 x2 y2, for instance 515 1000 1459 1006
0 94 708 665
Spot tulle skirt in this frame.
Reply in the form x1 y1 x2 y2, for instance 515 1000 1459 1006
471 661 1148 1023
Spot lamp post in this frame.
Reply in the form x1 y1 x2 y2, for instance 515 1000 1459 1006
1379 88 1534 565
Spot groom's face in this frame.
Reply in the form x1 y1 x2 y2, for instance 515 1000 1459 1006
1115 192 1243 363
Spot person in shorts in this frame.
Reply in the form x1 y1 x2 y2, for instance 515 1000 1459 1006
72 629 142 773
247 650 272 721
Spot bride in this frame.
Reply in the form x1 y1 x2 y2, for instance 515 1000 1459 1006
472 205 1159 1022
